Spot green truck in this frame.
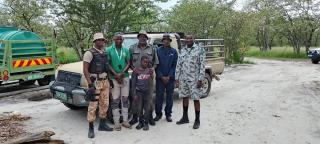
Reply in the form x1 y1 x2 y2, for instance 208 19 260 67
0 26 57 86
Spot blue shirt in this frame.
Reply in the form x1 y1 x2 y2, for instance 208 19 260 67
155 46 178 80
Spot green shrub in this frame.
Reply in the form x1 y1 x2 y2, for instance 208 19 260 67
245 46 307 59
56 47 80 64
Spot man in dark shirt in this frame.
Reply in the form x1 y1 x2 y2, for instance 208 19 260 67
154 34 178 122
131 56 153 131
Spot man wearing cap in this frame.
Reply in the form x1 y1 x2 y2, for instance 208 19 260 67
106 32 131 131
154 34 178 122
175 34 205 129
83 32 113 138
129 30 159 128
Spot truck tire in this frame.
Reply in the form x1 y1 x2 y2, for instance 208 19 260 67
201 73 212 98
38 76 53 86
312 60 319 64
62 102 85 110
19 80 36 86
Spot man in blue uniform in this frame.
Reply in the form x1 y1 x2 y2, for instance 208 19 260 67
154 34 178 122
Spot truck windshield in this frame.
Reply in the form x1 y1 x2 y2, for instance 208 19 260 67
123 37 138 48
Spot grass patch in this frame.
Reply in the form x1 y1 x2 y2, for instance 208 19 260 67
56 47 80 64
245 46 308 59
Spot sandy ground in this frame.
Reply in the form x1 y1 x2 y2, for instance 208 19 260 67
1 58 320 144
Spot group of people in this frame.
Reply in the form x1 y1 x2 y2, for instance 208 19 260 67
83 30 206 138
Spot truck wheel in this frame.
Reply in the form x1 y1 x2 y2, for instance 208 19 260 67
62 102 85 110
201 73 212 98
38 76 53 86
312 60 319 64
19 80 36 86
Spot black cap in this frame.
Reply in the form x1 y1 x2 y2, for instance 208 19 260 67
162 34 172 42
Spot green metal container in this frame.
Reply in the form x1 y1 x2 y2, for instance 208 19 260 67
0 27 46 60
0 26 57 85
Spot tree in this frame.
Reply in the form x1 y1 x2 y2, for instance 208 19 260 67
52 0 163 58
1 0 49 32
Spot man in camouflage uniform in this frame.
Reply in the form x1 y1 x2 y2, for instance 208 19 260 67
175 34 205 129
83 33 113 139
129 30 159 128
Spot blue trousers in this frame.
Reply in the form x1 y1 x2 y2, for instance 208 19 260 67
155 79 174 117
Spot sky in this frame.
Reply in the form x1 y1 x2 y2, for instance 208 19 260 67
156 0 249 11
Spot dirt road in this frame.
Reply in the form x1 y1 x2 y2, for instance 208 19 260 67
1 58 320 144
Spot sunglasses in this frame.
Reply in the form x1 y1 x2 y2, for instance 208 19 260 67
96 39 105 41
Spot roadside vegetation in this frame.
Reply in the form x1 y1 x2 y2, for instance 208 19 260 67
56 47 80 64
245 46 308 60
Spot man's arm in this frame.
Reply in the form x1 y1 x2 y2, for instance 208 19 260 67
197 47 206 82
152 46 159 69
175 50 183 81
83 62 92 86
155 48 163 79
122 49 131 74
131 73 137 96
83 51 93 86
129 45 135 70
168 49 178 79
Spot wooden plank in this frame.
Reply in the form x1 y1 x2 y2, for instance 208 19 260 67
4 131 64 144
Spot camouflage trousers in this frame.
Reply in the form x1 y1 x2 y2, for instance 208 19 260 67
87 79 110 122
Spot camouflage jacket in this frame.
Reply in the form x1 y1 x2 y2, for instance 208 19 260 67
175 44 205 82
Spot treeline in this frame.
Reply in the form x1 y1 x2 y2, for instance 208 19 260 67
0 0 318 63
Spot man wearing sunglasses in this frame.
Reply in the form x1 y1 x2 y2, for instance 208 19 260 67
106 32 131 131
83 32 113 138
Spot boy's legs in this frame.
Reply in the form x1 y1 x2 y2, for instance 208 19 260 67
135 90 144 130
143 89 151 130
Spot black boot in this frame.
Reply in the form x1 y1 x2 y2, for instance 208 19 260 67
176 106 189 125
193 120 200 129
193 110 200 129
136 118 144 130
143 121 149 131
98 118 113 131
154 115 162 121
129 114 138 125
149 113 156 126
88 122 95 138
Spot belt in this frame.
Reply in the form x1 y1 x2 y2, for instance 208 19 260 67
90 73 108 79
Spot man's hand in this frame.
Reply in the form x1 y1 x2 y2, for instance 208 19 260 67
86 84 96 101
149 68 154 75
133 67 139 74
114 73 123 84
197 80 203 89
161 76 169 85
175 80 179 88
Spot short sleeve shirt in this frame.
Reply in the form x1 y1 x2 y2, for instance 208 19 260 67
83 47 105 63
129 43 159 68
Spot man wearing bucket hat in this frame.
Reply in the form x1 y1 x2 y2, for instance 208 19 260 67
154 34 178 122
129 30 159 129
83 32 113 138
